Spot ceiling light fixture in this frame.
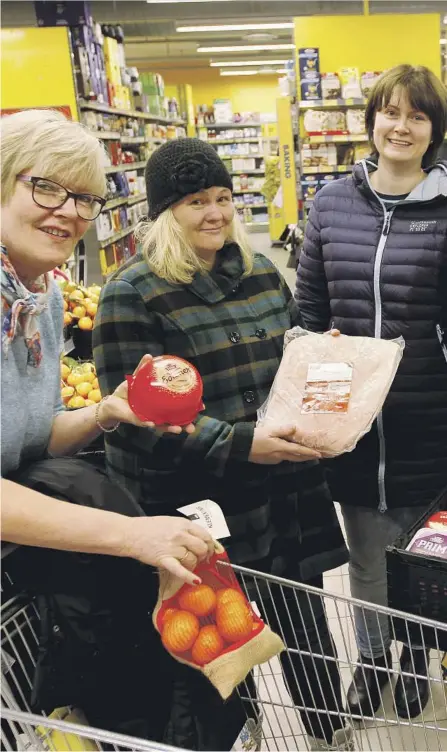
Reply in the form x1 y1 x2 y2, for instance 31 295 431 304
198 44 295 53
177 23 294 33
220 70 258 76
147 1 238 4
211 59 289 67
220 68 288 77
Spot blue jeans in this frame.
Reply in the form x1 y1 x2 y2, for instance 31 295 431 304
341 504 427 659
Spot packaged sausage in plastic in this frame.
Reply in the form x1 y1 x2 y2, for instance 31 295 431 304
153 542 284 699
257 327 404 458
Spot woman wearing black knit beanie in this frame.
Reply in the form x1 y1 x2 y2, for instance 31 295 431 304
93 138 352 751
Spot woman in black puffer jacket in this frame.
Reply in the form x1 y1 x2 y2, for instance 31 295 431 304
296 64 447 720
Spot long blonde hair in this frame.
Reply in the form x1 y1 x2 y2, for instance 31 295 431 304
136 207 254 285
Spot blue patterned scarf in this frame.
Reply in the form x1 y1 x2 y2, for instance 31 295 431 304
1 244 50 367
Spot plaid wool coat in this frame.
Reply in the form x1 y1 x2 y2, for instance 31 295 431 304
93 244 347 582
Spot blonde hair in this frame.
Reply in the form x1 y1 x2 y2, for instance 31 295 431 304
1 109 106 204
137 207 254 284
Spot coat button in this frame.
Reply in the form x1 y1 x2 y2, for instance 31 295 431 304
243 390 255 404
229 331 241 343
255 328 267 339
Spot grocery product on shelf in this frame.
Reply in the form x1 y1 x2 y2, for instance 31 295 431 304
338 67 363 99
361 71 383 97
321 73 342 100
197 116 268 228
346 109 366 135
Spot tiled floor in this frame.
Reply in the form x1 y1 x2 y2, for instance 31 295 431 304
247 233 447 751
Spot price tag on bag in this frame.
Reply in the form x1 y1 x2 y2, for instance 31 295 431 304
177 499 231 539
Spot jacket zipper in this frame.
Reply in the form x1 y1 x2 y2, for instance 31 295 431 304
436 324 447 364
373 207 395 513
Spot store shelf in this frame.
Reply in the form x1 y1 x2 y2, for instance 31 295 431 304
231 169 265 175
104 193 147 211
89 130 121 140
235 203 267 209
120 136 145 145
302 165 353 174
206 138 261 145
99 222 138 249
104 161 146 174
222 153 263 160
201 122 262 129
128 194 147 206
304 134 368 144
245 221 269 231
79 100 185 125
232 189 264 194
299 98 367 109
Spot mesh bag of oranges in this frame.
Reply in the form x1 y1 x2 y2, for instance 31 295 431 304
153 543 284 700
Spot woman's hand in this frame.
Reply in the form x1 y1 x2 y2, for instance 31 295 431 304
122 515 215 584
249 425 321 465
99 355 196 434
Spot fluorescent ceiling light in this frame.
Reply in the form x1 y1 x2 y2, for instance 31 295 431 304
441 38 447 45
220 69 287 76
147 1 238 3
211 59 289 67
220 70 258 76
198 44 295 53
177 23 294 33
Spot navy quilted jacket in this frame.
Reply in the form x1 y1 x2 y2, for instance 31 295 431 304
296 159 447 511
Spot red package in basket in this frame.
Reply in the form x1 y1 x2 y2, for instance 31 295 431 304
153 543 284 699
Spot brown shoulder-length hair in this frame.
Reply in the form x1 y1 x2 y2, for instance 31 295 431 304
365 64 447 168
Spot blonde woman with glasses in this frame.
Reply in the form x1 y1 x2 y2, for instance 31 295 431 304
1 109 214 580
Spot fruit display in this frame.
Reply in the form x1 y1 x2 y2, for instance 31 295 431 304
57 280 102 330
157 583 261 665
61 357 102 409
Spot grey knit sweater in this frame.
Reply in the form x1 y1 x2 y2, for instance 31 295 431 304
1 280 65 476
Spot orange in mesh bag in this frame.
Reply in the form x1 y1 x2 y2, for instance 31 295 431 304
153 542 284 699
258 327 404 458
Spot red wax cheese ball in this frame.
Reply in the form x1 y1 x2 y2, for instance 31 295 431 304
178 584 217 617
162 610 200 653
192 625 225 665
216 600 254 644
126 354 204 425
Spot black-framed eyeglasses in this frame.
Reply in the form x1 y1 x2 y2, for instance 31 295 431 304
17 175 106 221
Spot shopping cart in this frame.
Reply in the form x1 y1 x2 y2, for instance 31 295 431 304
2 552 447 752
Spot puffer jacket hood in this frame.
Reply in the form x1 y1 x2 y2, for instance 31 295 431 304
353 158 447 202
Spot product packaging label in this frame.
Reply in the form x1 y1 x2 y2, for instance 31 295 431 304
177 499 231 539
301 362 353 414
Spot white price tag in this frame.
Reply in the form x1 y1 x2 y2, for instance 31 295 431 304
177 499 231 539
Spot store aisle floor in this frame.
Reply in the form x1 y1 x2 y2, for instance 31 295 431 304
250 233 447 751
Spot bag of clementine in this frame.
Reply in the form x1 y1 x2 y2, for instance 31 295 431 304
153 543 284 700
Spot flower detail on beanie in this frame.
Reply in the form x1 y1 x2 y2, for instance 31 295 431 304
171 153 213 196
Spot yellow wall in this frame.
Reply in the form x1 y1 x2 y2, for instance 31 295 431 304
1 27 78 118
158 67 280 114
294 14 441 76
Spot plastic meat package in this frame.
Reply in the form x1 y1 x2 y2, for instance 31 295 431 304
153 542 284 699
258 328 404 458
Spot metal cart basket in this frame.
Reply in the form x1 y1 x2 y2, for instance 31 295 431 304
2 556 446 751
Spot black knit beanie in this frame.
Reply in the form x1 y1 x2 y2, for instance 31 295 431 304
145 138 233 221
